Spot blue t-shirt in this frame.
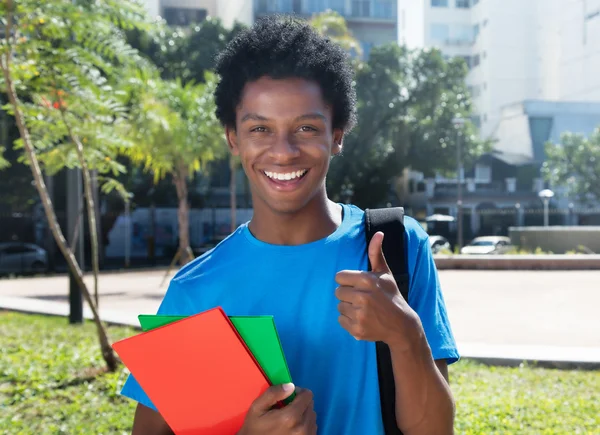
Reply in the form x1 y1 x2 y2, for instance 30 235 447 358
120 204 459 434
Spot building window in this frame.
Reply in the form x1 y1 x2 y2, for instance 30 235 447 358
351 0 371 17
470 84 482 98
459 55 472 68
471 115 481 129
472 53 481 67
373 0 396 18
454 24 475 43
473 0 480 4
431 0 449 7
475 164 491 183
163 7 207 26
456 0 470 8
473 23 480 39
256 0 280 13
304 0 321 13
328 0 346 14
430 23 450 41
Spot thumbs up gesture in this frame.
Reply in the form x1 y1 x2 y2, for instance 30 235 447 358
335 232 419 349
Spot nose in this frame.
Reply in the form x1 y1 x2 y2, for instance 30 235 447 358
268 133 301 163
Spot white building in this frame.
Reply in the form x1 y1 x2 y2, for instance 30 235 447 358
141 1 398 57
142 0 253 28
398 0 600 139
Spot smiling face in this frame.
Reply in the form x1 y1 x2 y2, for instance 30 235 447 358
226 76 344 215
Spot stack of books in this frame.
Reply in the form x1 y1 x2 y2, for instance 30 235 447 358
112 307 294 435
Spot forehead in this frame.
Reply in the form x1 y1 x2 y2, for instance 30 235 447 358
236 76 331 120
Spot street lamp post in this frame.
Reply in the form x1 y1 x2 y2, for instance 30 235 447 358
538 189 554 227
452 117 465 250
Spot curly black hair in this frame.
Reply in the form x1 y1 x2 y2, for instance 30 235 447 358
214 15 357 132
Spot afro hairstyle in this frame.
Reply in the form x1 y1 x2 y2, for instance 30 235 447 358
214 14 357 133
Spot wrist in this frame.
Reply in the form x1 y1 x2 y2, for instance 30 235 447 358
385 313 426 353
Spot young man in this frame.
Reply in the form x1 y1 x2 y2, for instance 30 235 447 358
121 15 459 435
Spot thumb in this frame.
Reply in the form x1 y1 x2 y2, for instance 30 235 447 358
252 383 295 413
368 231 390 274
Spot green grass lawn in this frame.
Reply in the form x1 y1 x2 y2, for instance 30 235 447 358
1 312 598 434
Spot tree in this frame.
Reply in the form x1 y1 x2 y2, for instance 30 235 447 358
310 10 362 57
0 0 153 371
327 44 489 207
126 17 246 246
542 128 600 202
126 73 226 265
127 16 245 85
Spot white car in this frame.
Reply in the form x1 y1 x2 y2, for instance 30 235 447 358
460 236 512 255
0 242 49 274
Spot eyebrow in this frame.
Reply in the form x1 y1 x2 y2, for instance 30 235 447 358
240 112 327 123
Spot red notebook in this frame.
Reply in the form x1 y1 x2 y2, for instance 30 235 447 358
112 307 270 435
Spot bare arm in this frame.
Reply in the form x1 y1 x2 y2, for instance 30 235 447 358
131 403 174 435
388 327 455 435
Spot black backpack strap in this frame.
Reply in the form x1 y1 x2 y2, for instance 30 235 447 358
365 207 409 435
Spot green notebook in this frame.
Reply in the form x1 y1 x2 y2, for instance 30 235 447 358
137 314 295 404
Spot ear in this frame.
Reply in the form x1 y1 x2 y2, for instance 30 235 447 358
332 128 344 156
225 125 240 156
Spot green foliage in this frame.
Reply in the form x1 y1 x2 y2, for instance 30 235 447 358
2 312 599 434
0 146 9 170
310 10 362 57
0 0 156 200
542 128 600 203
125 72 226 182
453 360 599 434
0 312 136 433
126 16 245 85
327 44 491 207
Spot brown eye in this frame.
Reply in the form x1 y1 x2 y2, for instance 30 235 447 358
250 126 267 132
299 126 317 132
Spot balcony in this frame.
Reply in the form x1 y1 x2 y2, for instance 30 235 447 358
254 0 397 22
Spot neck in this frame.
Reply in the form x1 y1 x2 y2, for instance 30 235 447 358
248 191 343 245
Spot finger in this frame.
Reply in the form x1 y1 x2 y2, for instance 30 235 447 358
250 383 296 415
338 314 357 334
335 270 377 289
338 314 365 340
337 300 359 320
303 408 317 433
277 388 313 424
368 231 391 274
335 286 371 304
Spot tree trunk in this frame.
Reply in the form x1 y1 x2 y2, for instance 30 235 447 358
61 110 101 309
173 165 193 265
230 155 237 233
0 17 118 372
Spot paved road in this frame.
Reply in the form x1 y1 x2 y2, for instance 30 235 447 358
1 269 599 351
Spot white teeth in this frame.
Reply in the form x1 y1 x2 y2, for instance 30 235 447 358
264 170 307 181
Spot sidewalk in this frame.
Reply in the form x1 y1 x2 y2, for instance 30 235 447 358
1 269 599 368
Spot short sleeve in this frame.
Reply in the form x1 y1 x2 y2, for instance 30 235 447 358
404 218 460 364
118 279 195 410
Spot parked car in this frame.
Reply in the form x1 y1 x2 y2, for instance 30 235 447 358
460 236 512 255
429 236 451 254
0 242 49 274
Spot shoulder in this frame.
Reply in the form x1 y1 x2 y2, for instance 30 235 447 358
402 215 430 250
351 204 429 248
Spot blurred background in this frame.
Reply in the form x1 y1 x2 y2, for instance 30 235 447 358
0 1 599 434
2 0 600 274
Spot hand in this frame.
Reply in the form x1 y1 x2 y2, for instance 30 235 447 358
238 383 317 435
335 231 421 349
